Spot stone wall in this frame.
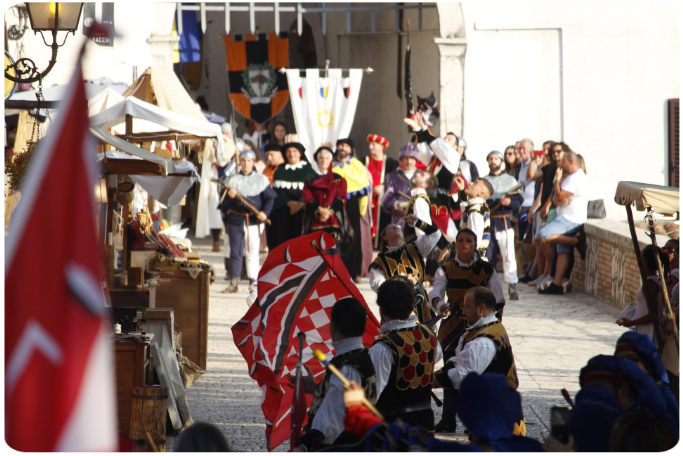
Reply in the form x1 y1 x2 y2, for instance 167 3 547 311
570 219 672 309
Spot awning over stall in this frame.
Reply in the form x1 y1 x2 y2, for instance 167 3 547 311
91 126 177 176
615 181 680 216
88 96 224 159
96 151 200 206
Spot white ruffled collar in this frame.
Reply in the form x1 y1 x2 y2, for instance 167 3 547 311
285 162 305 170
411 188 427 196
453 252 479 267
380 314 418 334
386 242 405 253
466 312 498 331
332 336 365 355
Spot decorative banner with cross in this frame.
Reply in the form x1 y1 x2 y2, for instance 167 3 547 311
286 68 363 166
224 32 289 124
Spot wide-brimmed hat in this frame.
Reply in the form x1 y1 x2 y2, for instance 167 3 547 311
336 138 355 150
264 142 283 154
281 142 306 157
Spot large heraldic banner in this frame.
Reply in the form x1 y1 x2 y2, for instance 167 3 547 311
225 32 289 124
287 68 363 169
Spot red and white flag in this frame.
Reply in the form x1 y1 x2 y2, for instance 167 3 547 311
4 50 117 450
232 232 381 451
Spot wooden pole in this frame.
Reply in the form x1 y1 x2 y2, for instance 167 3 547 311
625 205 664 349
626 204 664 347
645 208 679 351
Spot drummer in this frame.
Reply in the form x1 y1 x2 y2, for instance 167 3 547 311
219 150 277 293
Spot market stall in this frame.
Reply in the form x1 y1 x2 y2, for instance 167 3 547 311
614 181 679 352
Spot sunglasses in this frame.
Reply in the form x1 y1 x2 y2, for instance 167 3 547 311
505 152 515 156
662 247 678 254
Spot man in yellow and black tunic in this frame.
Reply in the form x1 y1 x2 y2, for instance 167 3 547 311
427 228 505 432
433 286 525 436
369 279 442 429
369 214 441 323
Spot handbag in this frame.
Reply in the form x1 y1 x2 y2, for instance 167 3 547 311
587 199 606 219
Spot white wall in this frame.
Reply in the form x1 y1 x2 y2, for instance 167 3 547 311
460 2 679 219
4 3 158 87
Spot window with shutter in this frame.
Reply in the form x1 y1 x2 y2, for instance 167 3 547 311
668 98 679 187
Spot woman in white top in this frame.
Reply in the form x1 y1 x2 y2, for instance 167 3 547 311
618 245 669 348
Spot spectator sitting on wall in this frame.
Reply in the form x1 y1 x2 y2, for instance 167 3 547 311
537 151 589 295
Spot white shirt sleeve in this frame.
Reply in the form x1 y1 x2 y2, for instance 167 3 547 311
310 364 362 444
368 342 394 399
427 267 448 314
416 138 434 166
467 212 485 246
446 337 497 389
488 270 506 305
413 197 432 226
369 268 386 293
427 137 460 175
415 229 442 259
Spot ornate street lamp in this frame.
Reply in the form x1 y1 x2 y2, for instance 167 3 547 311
4 2 84 84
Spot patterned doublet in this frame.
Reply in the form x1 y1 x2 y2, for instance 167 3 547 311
463 320 519 389
438 259 495 352
370 244 424 283
373 325 437 401
403 193 430 244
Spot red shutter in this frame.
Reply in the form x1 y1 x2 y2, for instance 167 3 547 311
668 99 679 187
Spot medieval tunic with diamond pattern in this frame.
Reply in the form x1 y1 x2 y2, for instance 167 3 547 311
371 322 438 426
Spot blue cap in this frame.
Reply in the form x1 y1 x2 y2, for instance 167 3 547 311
615 331 669 384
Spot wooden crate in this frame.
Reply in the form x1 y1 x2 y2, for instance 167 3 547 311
114 338 149 436
154 270 209 370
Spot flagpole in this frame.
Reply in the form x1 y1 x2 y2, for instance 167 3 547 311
291 331 306 450
279 67 374 75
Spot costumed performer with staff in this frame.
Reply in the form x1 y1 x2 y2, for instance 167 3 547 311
271 140 315 245
365 134 398 249
369 279 441 429
219 150 276 294
369 213 441 324
432 287 524 436
334 138 374 283
427 229 505 433
301 145 353 242
289 299 378 452
381 142 422 230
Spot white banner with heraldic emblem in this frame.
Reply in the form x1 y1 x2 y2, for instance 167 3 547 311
286 69 363 168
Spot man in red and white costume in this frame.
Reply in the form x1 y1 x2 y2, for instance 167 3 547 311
365 134 398 249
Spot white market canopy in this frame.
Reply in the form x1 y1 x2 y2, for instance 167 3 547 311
88 96 225 159
96 150 200 206
615 181 680 216
91 126 178 176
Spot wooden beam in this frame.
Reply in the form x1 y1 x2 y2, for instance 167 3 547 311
125 114 133 137
102 158 194 177
115 132 208 142
4 99 60 109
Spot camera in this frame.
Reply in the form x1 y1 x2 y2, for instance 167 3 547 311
550 406 571 444
533 150 545 157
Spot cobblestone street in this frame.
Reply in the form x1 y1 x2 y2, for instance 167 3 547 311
170 239 627 451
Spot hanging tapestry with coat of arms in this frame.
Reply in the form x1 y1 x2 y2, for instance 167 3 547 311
224 32 289 124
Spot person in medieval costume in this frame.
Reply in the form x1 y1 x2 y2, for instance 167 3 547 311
271 141 315 245
369 213 441 324
365 134 398 249
427 229 505 433
262 142 285 251
334 138 374 283
302 146 353 243
291 298 377 451
401 169 438 246
369 279 441 429
219 150 276 293
382 142 421 229
196 128 232 251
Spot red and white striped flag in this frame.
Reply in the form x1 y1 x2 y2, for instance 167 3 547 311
232 232 380 451
5 46 117 450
